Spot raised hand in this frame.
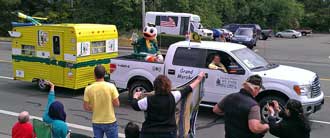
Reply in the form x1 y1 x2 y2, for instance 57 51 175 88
272 100 281 112
133 91 142 99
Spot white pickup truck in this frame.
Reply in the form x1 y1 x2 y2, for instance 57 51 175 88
110 41 324 120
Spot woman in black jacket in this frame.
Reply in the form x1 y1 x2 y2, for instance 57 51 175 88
267 99 311 138
131 73 204 138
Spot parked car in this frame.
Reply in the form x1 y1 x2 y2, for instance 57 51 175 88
260 29 273 40
276 30 302 38
239 24 262 37
231 28 257 49
223 23 240 34
212 28 233 41
224 24 262 40
296 29 312 36
110 41 324 122
220 28 233 41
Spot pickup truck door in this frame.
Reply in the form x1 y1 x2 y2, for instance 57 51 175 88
200 50 249 103
165 47 207 88
201 69 248 102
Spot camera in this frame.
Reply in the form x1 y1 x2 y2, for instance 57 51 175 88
268 102 275 107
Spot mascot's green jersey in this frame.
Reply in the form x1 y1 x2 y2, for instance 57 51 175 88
136 37 160 54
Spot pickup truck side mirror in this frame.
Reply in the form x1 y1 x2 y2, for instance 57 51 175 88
228 65 245 75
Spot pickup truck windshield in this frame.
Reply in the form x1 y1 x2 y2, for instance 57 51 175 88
232 48 269 70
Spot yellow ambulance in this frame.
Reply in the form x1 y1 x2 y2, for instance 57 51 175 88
9 24 118 90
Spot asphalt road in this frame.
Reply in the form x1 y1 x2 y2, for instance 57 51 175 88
0 34 330 138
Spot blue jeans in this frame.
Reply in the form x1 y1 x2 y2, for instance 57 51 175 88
92 122 118 138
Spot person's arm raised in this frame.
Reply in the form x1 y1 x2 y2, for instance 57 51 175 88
189 72 205 89
131 92 148 111
42 80 55 123
178 72 205 99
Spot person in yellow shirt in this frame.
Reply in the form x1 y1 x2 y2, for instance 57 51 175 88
208 55 228 73
83 65 120 138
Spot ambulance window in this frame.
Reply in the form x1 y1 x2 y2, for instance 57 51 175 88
156 16 161 26
21 45 35 56
156 16 178 26
53 36 60 55
172 47 207 68
91 41 106 54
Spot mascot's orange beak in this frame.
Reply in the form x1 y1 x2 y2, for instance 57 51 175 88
143 32 156 40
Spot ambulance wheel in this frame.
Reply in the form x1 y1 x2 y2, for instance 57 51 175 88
259 95 286 123
128 81 152 101
37 79 49 91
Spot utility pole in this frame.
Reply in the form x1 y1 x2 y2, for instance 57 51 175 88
70 0 73 8
142 0 145 29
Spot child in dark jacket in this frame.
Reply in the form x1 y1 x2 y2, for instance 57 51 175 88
125 122 140 138
267 99 311 138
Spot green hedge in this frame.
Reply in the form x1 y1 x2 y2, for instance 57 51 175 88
156 34 213 49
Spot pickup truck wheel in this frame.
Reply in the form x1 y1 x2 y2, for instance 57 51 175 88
128 81 152 101
259 96 286 123
37 79 49 91
302 32 307 36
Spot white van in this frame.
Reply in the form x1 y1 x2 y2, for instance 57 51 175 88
145 11 213 37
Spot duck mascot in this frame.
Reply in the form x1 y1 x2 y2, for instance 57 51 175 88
134 24 164 62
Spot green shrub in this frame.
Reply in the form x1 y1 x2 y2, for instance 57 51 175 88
157 34 213 49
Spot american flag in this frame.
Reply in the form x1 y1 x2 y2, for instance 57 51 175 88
160 16 176 27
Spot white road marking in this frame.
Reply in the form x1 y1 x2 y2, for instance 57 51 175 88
0 76 13 80
320 78 330 81
311 120 330 125
0 109 125 138
0 59 11 63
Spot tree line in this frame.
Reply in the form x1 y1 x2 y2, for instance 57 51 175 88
0 0 329 36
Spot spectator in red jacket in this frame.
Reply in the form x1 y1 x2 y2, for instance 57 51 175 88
12 111 35 138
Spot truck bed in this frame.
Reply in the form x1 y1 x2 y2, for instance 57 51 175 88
110 54 166 89
114 54 166 64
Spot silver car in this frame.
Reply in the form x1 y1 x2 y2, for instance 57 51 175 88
276 29 302 38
